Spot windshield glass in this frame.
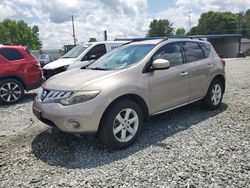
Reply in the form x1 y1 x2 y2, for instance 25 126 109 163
63 45 90 58
88 44 155 70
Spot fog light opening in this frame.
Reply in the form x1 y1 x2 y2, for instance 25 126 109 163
68 120 80 129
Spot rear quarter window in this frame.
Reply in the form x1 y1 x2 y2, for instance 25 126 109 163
0 48 24 61
198 42 211 58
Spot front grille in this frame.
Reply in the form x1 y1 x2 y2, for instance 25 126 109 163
39 89 73 102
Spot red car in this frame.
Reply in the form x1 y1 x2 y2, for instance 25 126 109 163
0 45 43 104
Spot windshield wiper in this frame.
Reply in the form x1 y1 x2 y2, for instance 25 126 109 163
88 67 109 70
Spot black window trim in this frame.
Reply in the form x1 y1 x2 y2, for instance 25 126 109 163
196 42 206 58
198 42 211 59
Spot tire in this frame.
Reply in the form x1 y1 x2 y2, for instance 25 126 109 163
0 79 24 105
98 100 144 150
203 79 223 110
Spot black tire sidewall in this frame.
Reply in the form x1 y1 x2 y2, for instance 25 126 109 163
100 100 144 150
0 79 24 105
204 79 223 110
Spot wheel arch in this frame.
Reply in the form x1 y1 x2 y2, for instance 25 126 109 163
212 74 225 93
96 94 149 135
0 76 26 90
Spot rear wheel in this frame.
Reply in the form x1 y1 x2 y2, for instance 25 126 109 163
0 79 24 104
99 100 144 150
203 79 223 110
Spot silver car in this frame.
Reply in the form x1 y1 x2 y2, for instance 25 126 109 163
33 38 225 149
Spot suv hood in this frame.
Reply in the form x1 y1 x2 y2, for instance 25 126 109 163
43 58 77 70
43 69 118 91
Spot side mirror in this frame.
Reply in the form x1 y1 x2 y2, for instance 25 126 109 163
152 59 170 70
88 54 97 60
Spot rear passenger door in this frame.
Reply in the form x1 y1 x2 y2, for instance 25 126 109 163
181 41 211 101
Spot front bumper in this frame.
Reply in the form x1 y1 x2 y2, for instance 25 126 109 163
32 97 106 133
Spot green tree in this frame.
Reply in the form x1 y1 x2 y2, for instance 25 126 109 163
147 19 174 37
188 26 199 35
0 19 42 49
188 11 237 35
175 28 186 36
243 9 250 38
89 38 97 42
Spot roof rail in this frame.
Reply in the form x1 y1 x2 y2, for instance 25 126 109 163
159 36 200 43
116 36 202 44
116 36 209 46
115 37 166 42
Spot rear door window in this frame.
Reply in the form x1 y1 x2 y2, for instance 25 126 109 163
153 42 183 67
181 42 205 63
198 42 211 58
0 48 24 61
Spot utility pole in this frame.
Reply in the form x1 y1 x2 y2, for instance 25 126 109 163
72 15 76 46
104 30 107 41
188 11 192 31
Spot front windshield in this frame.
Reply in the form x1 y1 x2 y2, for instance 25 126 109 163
63 45 90 58
88 44 155 70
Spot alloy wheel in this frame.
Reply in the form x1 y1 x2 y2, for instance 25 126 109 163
0 82 22 103
113 108 139 143
211 84 222 106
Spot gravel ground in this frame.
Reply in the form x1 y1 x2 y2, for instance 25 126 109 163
0 59 250 187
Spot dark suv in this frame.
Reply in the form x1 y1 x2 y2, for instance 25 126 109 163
0 45 43 104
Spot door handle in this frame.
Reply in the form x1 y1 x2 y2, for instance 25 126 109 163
180 71 188 76
208 64 213 68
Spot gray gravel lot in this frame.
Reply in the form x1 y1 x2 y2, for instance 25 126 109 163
0 59 250 187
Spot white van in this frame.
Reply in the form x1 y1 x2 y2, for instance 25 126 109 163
43 41 128 79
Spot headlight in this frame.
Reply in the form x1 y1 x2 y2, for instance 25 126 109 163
60 90 100 106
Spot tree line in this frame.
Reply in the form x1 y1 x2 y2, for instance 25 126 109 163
0 19 42 50
147 9 250 38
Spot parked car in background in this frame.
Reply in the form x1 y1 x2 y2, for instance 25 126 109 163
42 41 129 79
0 45 43 104
33 38 225 149
39 54 53 67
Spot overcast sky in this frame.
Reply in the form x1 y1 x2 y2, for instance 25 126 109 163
0 0 249 49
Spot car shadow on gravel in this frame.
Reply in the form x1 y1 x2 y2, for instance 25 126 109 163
31 102 228 169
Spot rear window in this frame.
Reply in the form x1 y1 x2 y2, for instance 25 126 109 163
199 42 211 58
0 48 24 61
181 42 205 63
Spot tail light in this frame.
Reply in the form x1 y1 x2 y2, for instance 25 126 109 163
220 59 226 66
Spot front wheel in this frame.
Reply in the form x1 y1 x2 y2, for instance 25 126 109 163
99 100 144 150
203 79 223 110
0 79 24 105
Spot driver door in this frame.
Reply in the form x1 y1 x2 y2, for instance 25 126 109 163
148 42 190 114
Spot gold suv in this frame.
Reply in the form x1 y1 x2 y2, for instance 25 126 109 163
33 38 225 149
